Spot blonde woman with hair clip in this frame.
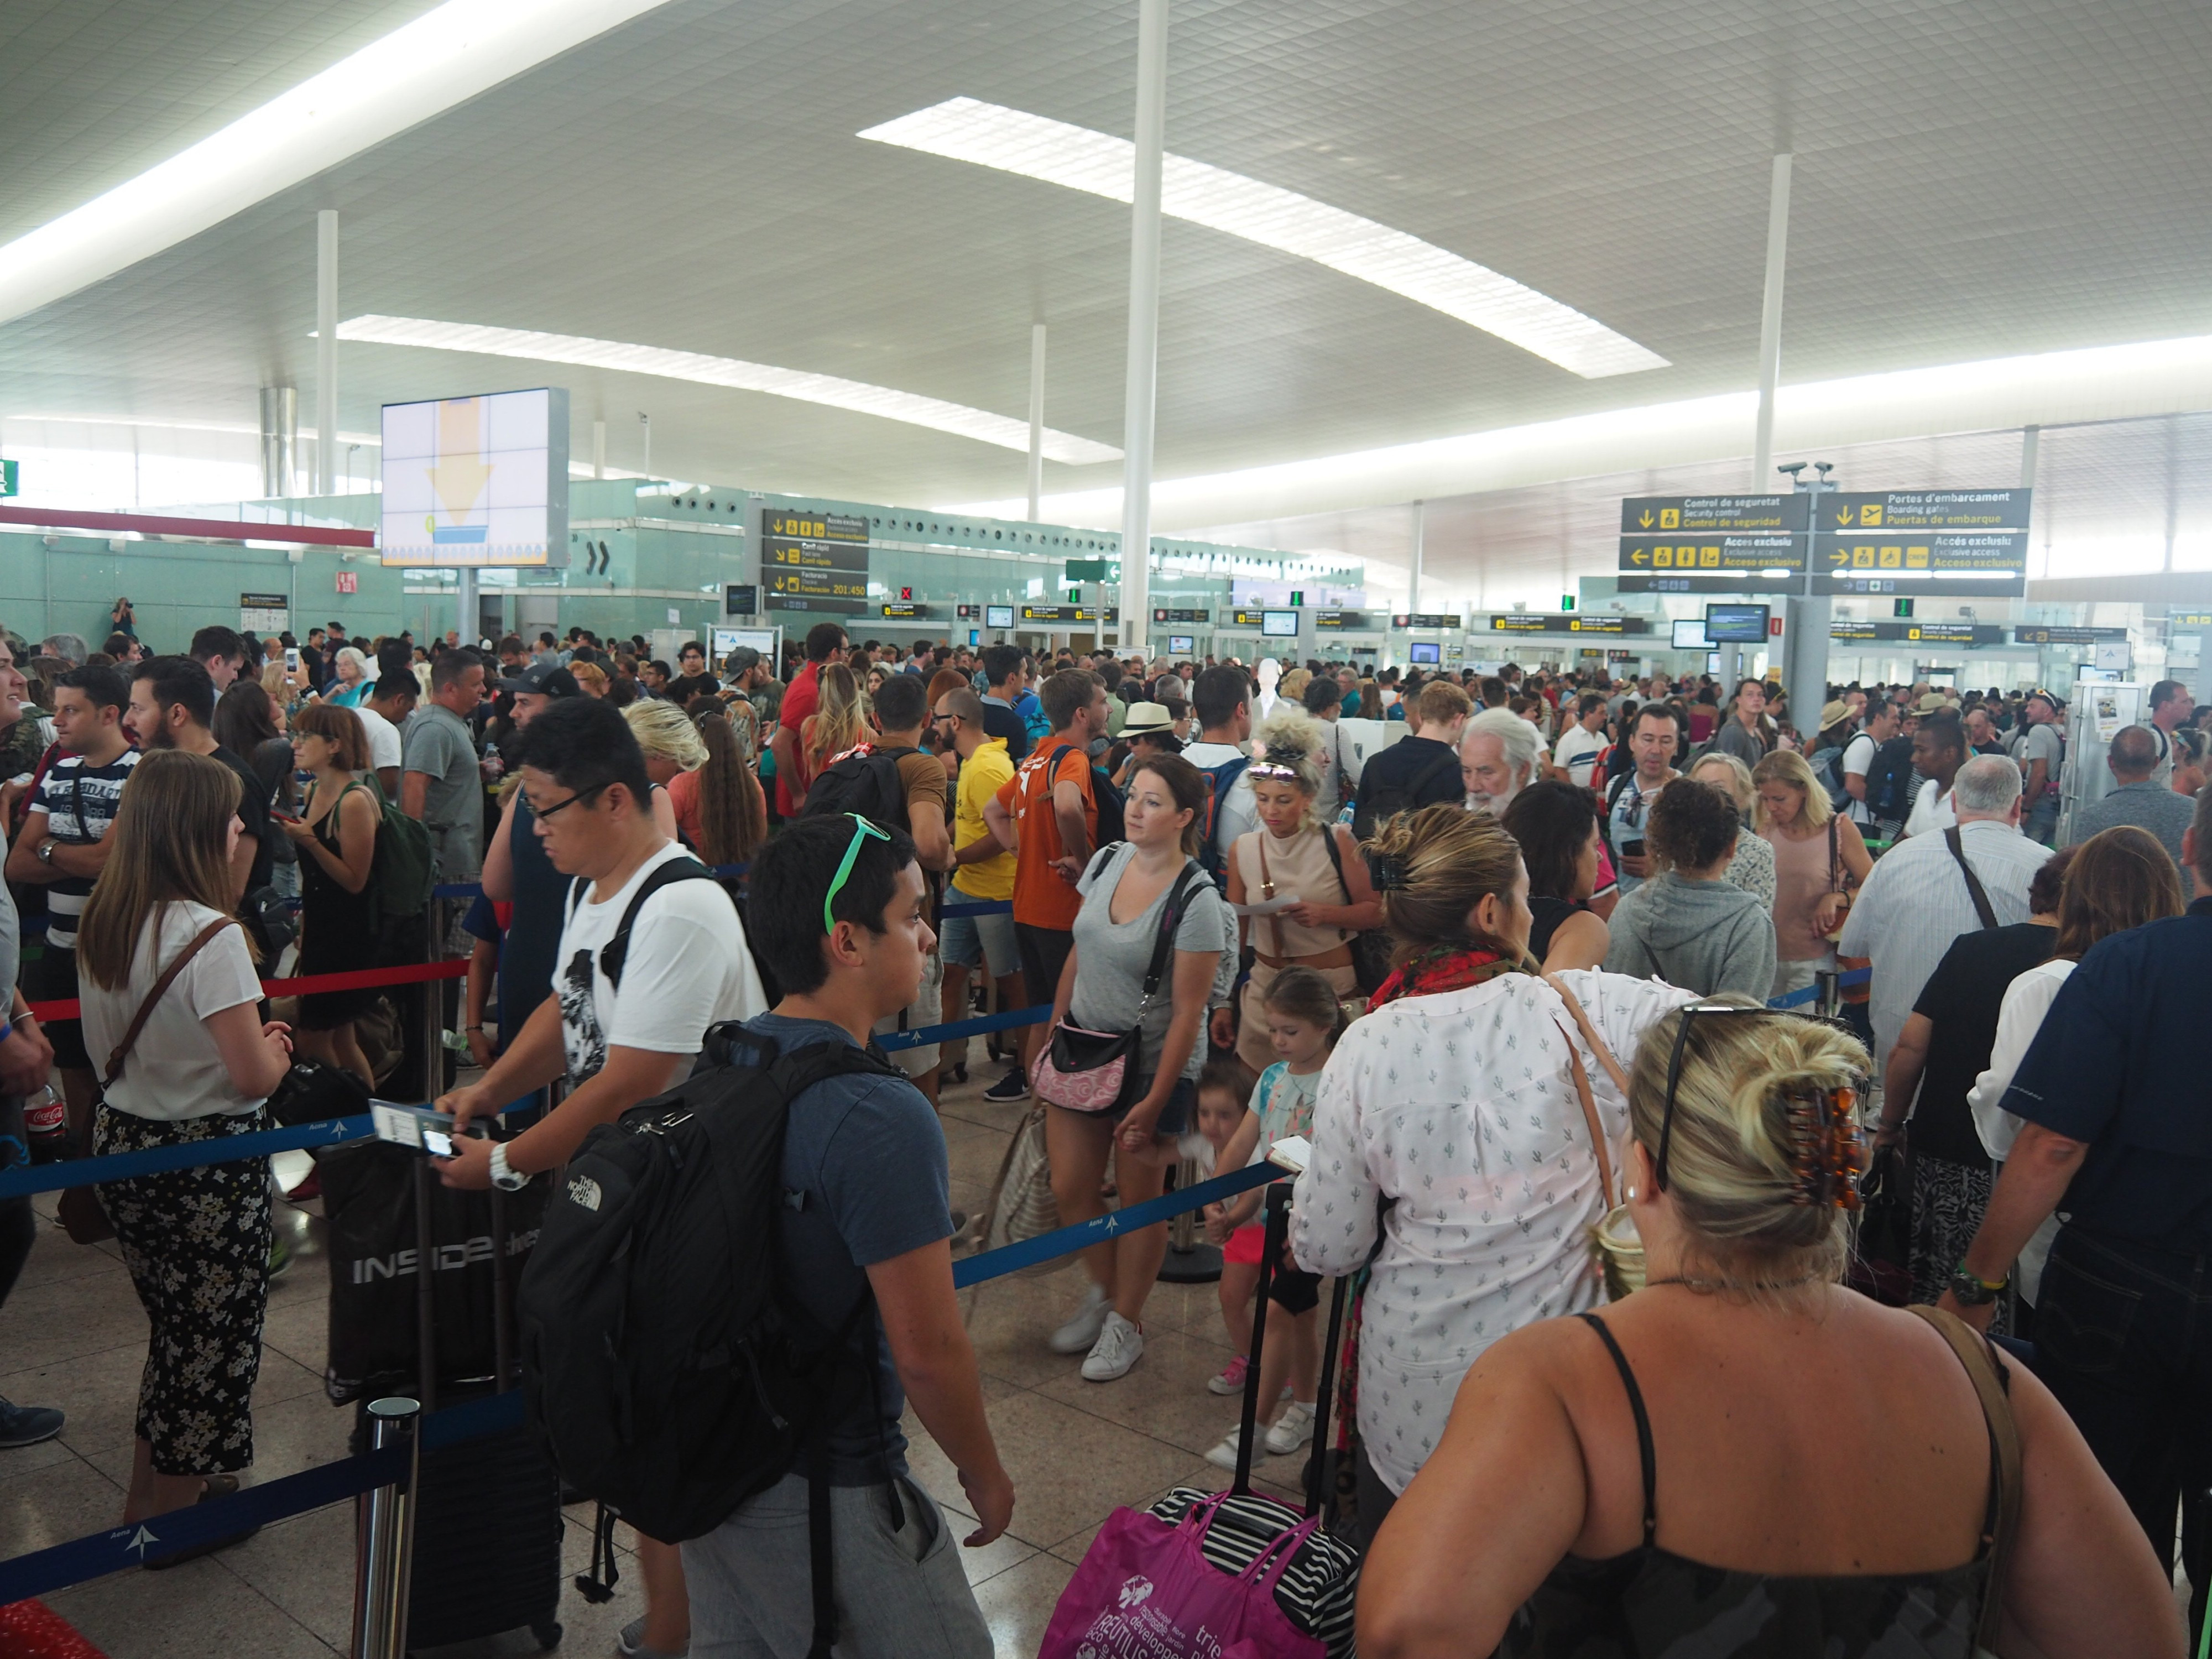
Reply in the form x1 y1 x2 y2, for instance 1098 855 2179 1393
797 661 867 801
1291 804 1699 1543
622 697 703 844
1211 706 1383 1072
1359 1000 2183 1659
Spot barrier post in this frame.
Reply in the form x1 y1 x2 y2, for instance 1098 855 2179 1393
1814 967 1840 1021
419 894 444 1105
1156 1154 1224 1284
351 1397 420 1659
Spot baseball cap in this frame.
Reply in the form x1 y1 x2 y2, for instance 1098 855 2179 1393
725 646 762 676
503 661 580 698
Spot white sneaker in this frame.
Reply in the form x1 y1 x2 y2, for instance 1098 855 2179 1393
1048 1283 1111 1354
1203 1426 1245 1470
1265 1401 1317 1456
1081 1312 1145 1381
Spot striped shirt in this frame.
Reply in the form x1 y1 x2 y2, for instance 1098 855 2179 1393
1838 818 2049 1078
30 750 141 950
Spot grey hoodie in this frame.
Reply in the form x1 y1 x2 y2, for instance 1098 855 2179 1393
1601 873 1776 1000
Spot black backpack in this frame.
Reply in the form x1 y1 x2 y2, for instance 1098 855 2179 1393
799 743 917 832
1863 734 1917 826
519 1028 901 1549
1047 743 1125 848
1351 744 1460 842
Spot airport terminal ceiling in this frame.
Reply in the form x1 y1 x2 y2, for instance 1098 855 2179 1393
5 0 2212 519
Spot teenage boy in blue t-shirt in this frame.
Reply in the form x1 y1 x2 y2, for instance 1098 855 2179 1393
681 815 1013 1657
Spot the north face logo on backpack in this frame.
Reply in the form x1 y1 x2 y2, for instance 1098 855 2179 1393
565 1175 603 1213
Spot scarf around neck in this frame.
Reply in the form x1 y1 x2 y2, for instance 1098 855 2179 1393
1366 945 1523 1012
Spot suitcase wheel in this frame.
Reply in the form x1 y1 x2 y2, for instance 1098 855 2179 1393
532 1620 564 1651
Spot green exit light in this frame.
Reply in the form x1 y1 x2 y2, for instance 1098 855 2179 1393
0 459 17 498
1561 594 1575 611
1288 590 1303 608
1893 598 1915 618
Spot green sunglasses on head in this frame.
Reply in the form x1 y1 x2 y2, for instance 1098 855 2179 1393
824 813 891 933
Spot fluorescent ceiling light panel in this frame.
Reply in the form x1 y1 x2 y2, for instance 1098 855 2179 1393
0 0 678 329
337 315 1123 463
859 97 1667 380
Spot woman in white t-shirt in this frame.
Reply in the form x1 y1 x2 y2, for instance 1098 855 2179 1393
77 750 295 1539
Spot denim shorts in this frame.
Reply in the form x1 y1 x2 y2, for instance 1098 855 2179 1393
938 880 1017 978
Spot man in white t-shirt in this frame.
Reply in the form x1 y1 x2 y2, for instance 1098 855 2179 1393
1901 711 1968 839
350 673 418 797
1841 699 1900 828
437 695 766 1196
1551 693 1610 790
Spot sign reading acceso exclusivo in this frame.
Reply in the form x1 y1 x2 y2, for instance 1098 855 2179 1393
379 388 570 568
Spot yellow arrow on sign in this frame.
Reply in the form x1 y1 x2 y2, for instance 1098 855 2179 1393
1836 508 1851 525
1828 546 1849 565
1630 548 1649 565
1639 509 1655 528
429 398 494 521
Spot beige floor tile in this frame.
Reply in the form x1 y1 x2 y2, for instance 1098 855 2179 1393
0 1255 147 1375
215 1500 355 1650
964 1389 1212 1549
971 1546 1077 1659
958 1274 1095 1390
46 1549 340 1659
951 1526 1039 1587
1035 1328 1253 1462
0 1448 126 1555
7 1218 130 1292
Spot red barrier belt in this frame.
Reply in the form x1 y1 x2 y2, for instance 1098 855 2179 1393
25 958 469 1024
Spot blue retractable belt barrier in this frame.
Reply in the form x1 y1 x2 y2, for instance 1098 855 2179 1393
0 1160 1285 1601
875 1004 1047 1052
1764 964 1871 1010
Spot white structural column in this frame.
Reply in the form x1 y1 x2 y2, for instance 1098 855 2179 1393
1751 155 1792 487
1117 0 1168 654
592 419 607 479
1027 323 1048 521
315 210 338 494
1407 499 1425 614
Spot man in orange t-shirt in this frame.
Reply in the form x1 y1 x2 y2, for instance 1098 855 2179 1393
982 670 1112 1097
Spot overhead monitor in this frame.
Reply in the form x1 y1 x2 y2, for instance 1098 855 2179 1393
1703 603 1770 644
1167 634 1194 654
1408 640 1441 664
984 604 1015 629
379 388 568 566
1261 609 1300 638
1670 619 1712 651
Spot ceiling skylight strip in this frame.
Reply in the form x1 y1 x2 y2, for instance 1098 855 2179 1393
859 97 1667 380
335 315 1123 463
0 0 681 330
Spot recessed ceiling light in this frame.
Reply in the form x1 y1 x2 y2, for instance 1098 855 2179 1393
0 0 680 329
859 97 1667 380
335 315 1122 463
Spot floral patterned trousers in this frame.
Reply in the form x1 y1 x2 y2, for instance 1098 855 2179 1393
93 1107 272 1475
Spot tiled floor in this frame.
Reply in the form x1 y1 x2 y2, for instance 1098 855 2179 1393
0 1062 1305 1658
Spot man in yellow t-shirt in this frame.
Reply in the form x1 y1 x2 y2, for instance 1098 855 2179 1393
933 689 1020 1081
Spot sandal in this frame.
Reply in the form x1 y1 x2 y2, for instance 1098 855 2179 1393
947 1061 968 1086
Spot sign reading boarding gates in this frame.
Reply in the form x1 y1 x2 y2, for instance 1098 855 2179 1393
762 510 871 615
1814 491 2031 597
379 389 569 567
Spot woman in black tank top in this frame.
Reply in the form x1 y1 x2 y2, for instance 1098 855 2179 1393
1355 1003 2183 1659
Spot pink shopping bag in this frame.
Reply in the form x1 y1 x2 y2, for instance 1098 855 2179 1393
1039 1491 1328 1658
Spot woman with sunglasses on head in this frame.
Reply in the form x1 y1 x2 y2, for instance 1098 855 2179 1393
1290 804 1699 1543
1359 1001 2182 1659
1213 706 1383 1073
1042 753 1237 1384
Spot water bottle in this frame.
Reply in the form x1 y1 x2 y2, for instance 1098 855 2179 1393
23 1085 66 1163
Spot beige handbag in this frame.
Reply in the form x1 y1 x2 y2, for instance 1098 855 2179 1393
968 1104 1071 1282
1542 975 1645 1300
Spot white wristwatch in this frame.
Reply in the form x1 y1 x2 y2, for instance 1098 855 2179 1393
487 1141 529 1192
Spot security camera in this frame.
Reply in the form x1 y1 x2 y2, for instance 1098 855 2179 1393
1777 462 1808 480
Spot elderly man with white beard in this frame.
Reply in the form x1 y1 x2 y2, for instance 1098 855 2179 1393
1460 706 1543 816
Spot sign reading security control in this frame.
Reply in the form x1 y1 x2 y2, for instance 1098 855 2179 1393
1619 495 1810 535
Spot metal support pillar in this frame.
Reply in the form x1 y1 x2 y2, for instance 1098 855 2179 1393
260 387 298 499
351 1397 420 1659
639 412 651 483
1117 0 1167 657
456 568 478 645
1751 154 1792 489
592 420 607 480
316 211 339 495
1407 499 1425 616
1027 323 1047 522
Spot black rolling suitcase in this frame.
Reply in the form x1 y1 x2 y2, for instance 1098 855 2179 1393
1143 1182 1363 1658
341 1148 565 1653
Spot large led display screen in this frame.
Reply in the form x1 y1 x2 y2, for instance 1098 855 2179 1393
380 387 569 566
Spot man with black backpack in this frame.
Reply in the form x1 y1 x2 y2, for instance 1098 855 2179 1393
1350 677 1472 841
1181 665 1258 887
671 815 1009 1656
800 672 952 1105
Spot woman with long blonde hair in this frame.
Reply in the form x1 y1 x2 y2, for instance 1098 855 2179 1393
77 750 295 1543
797 661 867 800
622 697 702 842
1752 748 1872 1001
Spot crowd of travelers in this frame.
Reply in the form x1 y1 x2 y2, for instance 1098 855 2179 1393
0 602 2201 1656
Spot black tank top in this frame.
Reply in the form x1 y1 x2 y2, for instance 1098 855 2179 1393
1500 1311 2007 1658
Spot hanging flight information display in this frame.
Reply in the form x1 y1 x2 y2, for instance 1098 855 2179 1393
761 508 871 614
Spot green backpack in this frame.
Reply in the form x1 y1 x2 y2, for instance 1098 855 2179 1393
332 778 437 920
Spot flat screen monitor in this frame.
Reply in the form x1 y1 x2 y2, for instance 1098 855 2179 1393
1671 619 1712 651
1408 640 1441 664
1261 609 1300 638
1704 603 1770 644
1167 634 1194 654
984 604 1014 629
